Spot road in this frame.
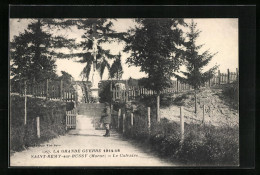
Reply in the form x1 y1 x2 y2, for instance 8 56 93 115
10 115 176 167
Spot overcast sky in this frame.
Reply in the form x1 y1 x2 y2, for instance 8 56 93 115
9 18 238 81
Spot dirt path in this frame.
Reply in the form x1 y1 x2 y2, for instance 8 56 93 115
10 115 176 167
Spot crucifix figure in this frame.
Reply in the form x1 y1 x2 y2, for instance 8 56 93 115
90 37 101 72
88 23 103 98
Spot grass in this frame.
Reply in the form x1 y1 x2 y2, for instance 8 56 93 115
118 96 239 166
221 81 239 110
10 95 67 152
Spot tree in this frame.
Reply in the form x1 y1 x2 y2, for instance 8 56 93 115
10 19 75 84
59 19 124 82
124 18 186 121
109 52 124 80
59 71 74 88
80 71 91 103
55 18 125 103
174 20 218 113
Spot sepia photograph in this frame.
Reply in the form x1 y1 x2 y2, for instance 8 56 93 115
9 17 239 167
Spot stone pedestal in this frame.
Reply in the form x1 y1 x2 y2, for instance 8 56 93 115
90 88 99 103
90 69 100 103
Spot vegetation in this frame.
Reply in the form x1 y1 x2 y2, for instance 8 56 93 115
119 99 239 165
124 18 186 121
66 102 75 111
174 20 218 113
109 52 124 80
10 19 75 83
99 81 113 103
10 95 66 152
58 19 125 81
221 80 239 110
174 20 218 89
10 18 239 165
10 19 75 94
59 71 73 82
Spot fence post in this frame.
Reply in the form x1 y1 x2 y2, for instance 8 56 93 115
60 80 63 101
218 70 221 85
115 86 117 99
131 113 134 127
195 92 197 114
122 114 125 133
133 88 135 99
75 91 78 110
110 104 113 114
118 87 121 99
202 104 205 124
130 112 134 136
180 106 184 142
46 79 49 99
156 93 160 122
118 109 121 130
147 107 151 133
36 116 40 138
227 69 230 84
112 89 115 101
18 81 21 96
125 80 129 102
65 112 68 130
24 81 27 125
110 82 113 101
176 79 179 93
32 78 35 97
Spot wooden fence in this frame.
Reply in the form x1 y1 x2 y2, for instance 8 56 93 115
114 103 213 142
111 69 238 101
12 79 77 102
30 105 77 139
66 108 77 130
11 79 79 135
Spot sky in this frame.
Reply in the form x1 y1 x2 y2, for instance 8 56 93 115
9 18 238 81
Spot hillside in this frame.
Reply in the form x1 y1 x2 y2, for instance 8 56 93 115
160 84 239 127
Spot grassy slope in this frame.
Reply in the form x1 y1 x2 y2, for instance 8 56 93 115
121 83 239 165
160 84 239 127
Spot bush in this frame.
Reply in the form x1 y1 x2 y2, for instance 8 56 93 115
172 93 189 106
222 80 239 108
121 101 239 166
139 96 156 108
66 102 74 111
10 95 67 152
175 124 239 165
99 81 113 103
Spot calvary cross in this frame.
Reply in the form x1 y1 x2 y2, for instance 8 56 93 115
89 23 102 71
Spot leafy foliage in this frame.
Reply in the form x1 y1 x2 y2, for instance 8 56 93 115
10 95 66 151
59 19 125 81
99 81 113 103
109 52 124 80
174 20 218 90
58 71 73 88
221 81 239 110
66 102 75 111
124 18 186 92
122 101 239 165
10 19 75 83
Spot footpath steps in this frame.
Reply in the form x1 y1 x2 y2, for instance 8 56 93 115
77 103 105 117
